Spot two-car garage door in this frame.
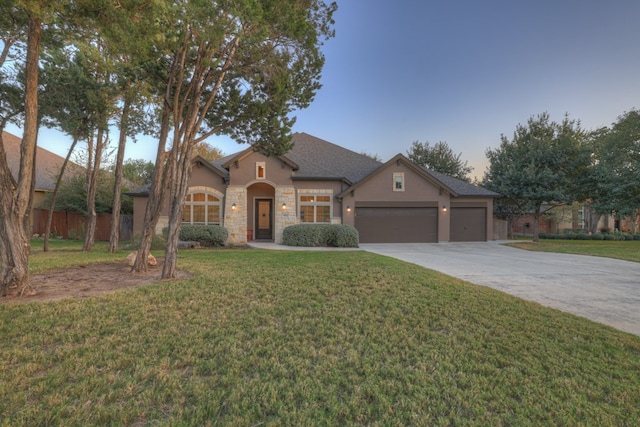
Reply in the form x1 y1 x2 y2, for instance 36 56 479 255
355 205 438 243
355 204 487 243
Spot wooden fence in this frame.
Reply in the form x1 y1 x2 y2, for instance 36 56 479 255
32 209 133 242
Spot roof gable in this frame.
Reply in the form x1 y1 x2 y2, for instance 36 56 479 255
337 153 500 198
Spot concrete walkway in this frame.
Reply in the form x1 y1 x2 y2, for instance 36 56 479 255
360 242 640 337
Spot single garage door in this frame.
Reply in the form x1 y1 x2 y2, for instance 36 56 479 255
356 206 438 243
450 207 486 242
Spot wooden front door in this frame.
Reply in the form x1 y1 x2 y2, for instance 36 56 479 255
255 199 273 240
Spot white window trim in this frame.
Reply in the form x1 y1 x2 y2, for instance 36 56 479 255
393 172 405 192
298 189 333 223
183 189 223 225
256 162 266 180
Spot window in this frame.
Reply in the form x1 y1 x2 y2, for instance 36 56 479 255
393 172 405 192
182 191 221 225
256 162 266 179
299 192 332 223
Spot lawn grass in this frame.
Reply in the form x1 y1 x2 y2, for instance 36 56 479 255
1 244 639 425
506 239 640 263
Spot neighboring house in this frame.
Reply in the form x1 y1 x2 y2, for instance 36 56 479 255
128 133 499 244
1 130 73 210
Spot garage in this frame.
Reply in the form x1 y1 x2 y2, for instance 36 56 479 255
355 204 438 243
450 207 486 242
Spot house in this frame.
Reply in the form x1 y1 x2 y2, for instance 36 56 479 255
128 133 499 244
1 130 73 209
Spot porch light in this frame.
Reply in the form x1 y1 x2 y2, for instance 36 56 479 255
442 205 447 212
346 205 351 212
282 202 287 210
232 203 236 210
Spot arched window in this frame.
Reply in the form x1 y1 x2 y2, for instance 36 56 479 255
182 191 222 225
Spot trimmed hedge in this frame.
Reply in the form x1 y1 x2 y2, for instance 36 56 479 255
538 232 634 241
179 224 228 247
282 224 359 248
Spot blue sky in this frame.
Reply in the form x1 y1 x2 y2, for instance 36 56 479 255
6 0 640 180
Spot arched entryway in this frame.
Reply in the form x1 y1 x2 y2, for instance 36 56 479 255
247 182 275 241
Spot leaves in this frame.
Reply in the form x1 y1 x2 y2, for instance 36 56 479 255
406 140 473 182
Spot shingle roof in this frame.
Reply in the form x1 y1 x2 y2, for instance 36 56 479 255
284 132 382 183
1 131 80 192
423 168 500 197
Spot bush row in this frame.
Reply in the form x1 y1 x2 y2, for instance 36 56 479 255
179 224 228 247
282 224 359 247
539 232 640 241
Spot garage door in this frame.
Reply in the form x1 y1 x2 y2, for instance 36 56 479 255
356 206 438 243
450 207 486 242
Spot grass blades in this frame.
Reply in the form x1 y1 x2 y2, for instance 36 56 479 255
507 239 640 263
1 247 639 425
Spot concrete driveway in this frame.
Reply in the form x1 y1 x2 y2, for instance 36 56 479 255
360 242 640 337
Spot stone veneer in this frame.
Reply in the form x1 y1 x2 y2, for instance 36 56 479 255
275 186 297 243
224 186 248 245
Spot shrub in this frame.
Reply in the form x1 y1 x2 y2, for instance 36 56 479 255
563 232 576 240
179 224 228 247
590 233 605 240
127 233 167 250
603 234 616 241
575 233 589 240
283 224 359 247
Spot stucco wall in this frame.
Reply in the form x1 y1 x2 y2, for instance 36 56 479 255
340 161 451 241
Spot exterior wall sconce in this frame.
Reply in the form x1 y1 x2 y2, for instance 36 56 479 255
282 202 287 210
346 205 351 212
231 203 236 210
442 205 447 212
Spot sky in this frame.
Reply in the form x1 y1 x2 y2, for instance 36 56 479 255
6 0 640 180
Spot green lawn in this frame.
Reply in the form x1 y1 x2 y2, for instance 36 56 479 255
1 244 639 426
506 239 640 263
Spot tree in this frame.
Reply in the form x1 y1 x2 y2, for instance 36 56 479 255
483 113 589 242
131 0 337 278
193 142 224 162
121 159 154 187
593 110 640 229
0 3 44 296
406 140 473 182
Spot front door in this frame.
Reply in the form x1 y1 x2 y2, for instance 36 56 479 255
255 199 273 240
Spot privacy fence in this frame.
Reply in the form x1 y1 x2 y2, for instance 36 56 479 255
32 209 133 242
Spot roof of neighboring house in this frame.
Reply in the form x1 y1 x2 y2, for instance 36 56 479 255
1 131 77 192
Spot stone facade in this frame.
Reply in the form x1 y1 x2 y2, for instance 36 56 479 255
275 186 297 243
224 186 247 244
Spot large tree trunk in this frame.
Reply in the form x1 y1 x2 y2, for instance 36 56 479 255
132 101 172 273
0 14 40 296
162 132 196 279
108 100 130 253
44 136 79 251
83 128 106 252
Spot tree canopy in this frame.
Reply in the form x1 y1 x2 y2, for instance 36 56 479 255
483 113 589 241
406 140 473 182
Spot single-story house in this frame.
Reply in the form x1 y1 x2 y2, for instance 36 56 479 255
2 130 72 209
128 133 499 244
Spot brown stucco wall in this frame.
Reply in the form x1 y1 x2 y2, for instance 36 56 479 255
340 161 451 241
228 152 294 186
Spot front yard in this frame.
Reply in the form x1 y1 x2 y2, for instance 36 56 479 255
1 243 639 425
506 239 640 263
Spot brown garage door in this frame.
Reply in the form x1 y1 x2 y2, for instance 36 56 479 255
450 207 486 242
355 206 438 243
